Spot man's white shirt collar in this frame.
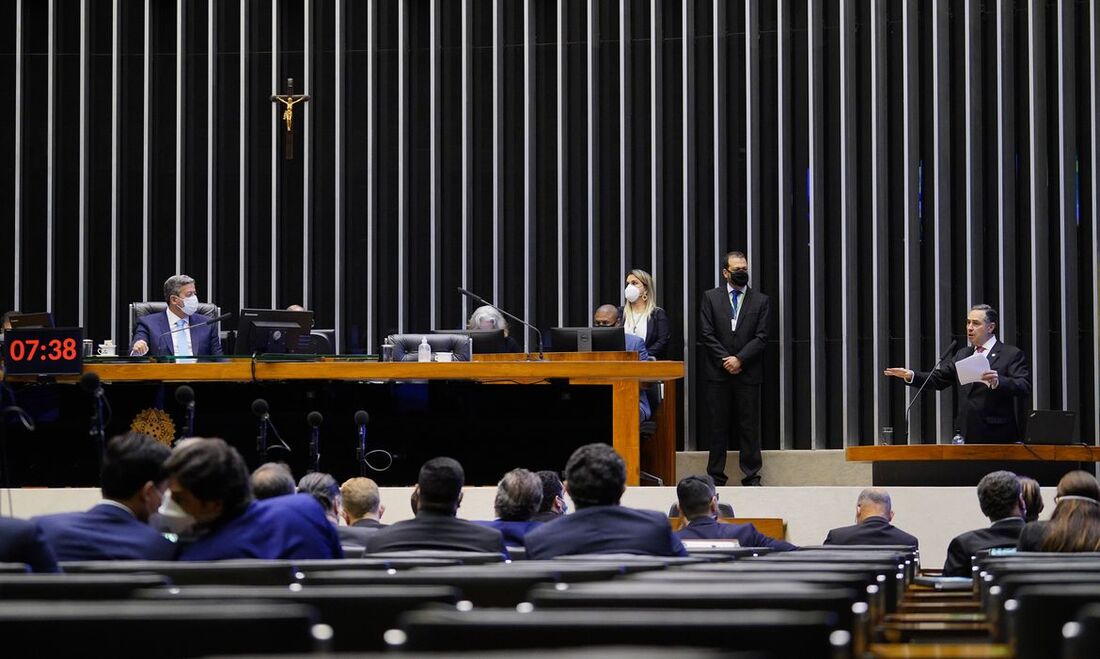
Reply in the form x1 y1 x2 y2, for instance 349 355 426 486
97 499 136 518
978 336 997 353
166 307 188 327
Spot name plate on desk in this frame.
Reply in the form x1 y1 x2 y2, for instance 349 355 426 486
2 327 84 376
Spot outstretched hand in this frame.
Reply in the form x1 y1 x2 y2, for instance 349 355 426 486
883 367 912 383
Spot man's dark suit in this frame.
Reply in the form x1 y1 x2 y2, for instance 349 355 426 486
0 517 60 572
361 511 506 555
524 505 687 559
34 503 177 561
676 516 797 551
131 311 224 357
474 520 544 547
699 284 770 485
942 517 1026 577
823 516 920 548
179 494 343 560
909 341 1031 442
337 518 385 547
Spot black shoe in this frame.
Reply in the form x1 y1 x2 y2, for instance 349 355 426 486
709 475 728 487
742 478 762 487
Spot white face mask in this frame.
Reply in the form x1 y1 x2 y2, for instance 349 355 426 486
180 295 200 316
150 490 197 538
624 284 642 303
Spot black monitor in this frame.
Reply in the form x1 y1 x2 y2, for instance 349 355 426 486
234 308 313 355
7 312 55 329
548 326 626 352
433 329 507 354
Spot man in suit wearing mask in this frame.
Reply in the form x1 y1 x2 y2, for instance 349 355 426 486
130 274 223 357
699 251 770 486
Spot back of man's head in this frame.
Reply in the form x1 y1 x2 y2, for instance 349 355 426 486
164 437 253 519
676 475 717 520
564 443 626 508
297 472 340 516
494 468 543 521
977 470 1022 521
100 433 172 501
250 462 296 500
340 477 382 520
536 470 564 513
417 457 465 514
856 488 893 522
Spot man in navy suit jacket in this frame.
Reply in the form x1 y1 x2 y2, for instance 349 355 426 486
164 437 342 560
942 471 1026 577
823 488 919 548
0 517 60 572
35 433 177 561
674 475 796 551
130 274 223 357
525 443 687 559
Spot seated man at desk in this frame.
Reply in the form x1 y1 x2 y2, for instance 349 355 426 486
130 274 223 357
594 304 650 422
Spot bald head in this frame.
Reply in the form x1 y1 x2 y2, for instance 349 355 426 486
856 488 894 523
593 305 621 327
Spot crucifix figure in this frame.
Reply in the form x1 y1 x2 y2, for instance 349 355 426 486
270 77 310 160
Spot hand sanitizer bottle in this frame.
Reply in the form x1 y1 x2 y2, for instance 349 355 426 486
417 336 432 362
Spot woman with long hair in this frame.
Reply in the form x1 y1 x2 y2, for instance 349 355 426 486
620 269 671 359
1017 470 1100 552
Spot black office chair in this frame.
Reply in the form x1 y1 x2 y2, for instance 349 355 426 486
1010 584 1100 659
1065 602 1100 659
0 574 169 599
129 301 222 344
60 559 298 586
302 565 561 607
386 334 472 362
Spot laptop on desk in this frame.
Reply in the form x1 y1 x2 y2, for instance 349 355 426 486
1023 410 1077 445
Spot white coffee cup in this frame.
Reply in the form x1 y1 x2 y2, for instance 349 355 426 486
436 351 454 362
98 342 117 356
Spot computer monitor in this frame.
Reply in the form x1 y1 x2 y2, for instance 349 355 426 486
433 329 507 354
7 312 55 329
1023 410 1077 445
234 308 313 355
548 326 626 352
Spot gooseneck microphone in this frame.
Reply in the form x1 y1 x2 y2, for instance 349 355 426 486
307 411 324 473
175 385 196 438
903 338 959 443
354 410 369 476
457 287 545 360
158 312 234 337
80 371 108 458
252 398 270 455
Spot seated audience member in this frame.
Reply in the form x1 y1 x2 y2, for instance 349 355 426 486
823 488 919 548
362 457 505 555
525 443 687 559
467 305 522 353
297 472 342 524
0 517 60 572
250 462 296 500
475 468 544 546
942 470 1026 577
35 433 176 561
338 477 386 547
675 475 796 551
165 438 342 560
1019 475 1044 523
530 470 567 522
1017 470 1100 552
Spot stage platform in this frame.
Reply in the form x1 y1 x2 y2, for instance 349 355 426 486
0 483 1059 568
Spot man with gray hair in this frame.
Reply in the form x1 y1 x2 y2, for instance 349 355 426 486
131 274 223 356
823 488 919 547
475 468 545 547
250 462 296 500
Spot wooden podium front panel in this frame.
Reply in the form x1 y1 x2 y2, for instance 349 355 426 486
846 444 1100 463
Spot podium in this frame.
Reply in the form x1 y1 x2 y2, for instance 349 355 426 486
846 444 1100 486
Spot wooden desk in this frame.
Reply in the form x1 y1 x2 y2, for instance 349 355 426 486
71 356 683 486
847 444 1100 462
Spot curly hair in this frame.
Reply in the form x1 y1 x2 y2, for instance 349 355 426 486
564 443 625 508
977 470 1022 521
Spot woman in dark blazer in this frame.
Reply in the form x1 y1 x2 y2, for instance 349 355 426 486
619 269 671 359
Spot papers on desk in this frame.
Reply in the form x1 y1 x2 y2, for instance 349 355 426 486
955 351 991 387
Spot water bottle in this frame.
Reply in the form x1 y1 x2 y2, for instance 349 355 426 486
381 337 394 362
951 433 965 445
417 336 432 363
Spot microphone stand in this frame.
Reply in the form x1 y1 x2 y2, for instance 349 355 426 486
457 287 545 360
903 339 959 444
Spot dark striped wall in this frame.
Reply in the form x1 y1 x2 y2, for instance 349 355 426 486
3 0 1099 450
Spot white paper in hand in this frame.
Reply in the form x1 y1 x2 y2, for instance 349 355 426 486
955 352 991 386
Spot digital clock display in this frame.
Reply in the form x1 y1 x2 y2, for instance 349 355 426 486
2 328 85 376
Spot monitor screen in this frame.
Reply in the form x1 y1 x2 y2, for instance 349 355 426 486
8 312 55 329
235 308 314 355
548 326 626 352
433 329 507 354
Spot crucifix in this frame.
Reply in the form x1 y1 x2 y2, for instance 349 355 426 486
270 77 310 160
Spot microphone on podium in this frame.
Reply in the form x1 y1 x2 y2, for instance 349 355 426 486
307 411 323 473
457 287 545 360
175 385 196 438
901 338 959 444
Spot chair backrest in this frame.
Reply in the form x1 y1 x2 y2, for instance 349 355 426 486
1011 584 1100 659
310 329 336 353
668 515 785 539
387 334 472 362
668 503 736 518
1064 602 1100 659
129 301 222 341
60 559 297 586
302 565 562 607
0 574 168 599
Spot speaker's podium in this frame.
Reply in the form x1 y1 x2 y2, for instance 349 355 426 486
845 444 1100 486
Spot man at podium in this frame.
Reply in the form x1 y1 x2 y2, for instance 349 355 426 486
884 304 1031 443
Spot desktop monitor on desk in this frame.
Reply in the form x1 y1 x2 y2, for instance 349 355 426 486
7 312 55 329
234 308 313 355
548 326 626 352
433 329 507 354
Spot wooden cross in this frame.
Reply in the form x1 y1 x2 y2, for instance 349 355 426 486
270 77 310 160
